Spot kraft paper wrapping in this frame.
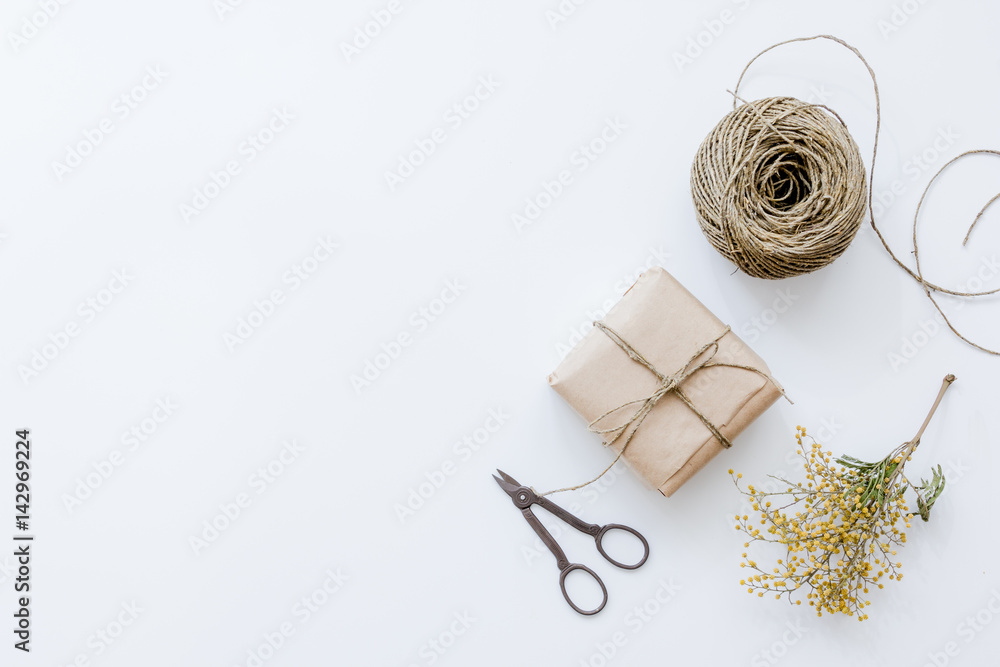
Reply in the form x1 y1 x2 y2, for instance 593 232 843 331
548 267 783 497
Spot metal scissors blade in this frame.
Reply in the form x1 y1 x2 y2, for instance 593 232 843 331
492 469 522 498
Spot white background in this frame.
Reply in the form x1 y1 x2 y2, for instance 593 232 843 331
2 0 999 665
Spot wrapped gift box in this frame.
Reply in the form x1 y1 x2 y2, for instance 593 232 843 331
548 267 784 497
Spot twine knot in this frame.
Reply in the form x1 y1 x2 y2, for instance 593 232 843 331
586 322 734 451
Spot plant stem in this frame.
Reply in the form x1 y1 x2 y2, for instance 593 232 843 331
905 374 956 451
887 374 955 491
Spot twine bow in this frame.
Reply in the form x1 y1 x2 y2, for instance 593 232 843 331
540 321 787 496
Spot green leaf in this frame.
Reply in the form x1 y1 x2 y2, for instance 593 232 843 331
836 454 876 470
915 465 946 522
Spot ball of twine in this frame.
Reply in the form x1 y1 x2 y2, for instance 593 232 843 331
687 34 1000 355
691 96 868 279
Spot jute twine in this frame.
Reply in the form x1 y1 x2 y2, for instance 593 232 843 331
691 96 867 279
691 34 1000 354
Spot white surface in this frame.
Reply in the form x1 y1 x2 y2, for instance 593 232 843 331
2 1 1000 665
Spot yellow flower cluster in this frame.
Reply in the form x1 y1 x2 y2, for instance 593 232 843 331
731 426 915 621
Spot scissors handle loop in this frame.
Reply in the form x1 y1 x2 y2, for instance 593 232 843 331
559 563 608 616
596 524 650 570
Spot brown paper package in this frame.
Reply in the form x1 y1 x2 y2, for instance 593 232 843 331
548 267 783 497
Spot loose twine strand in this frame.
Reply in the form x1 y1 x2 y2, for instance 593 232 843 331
538 322 788 497
691 34 1000 354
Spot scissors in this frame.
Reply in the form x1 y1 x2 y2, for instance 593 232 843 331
492 469 649 615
